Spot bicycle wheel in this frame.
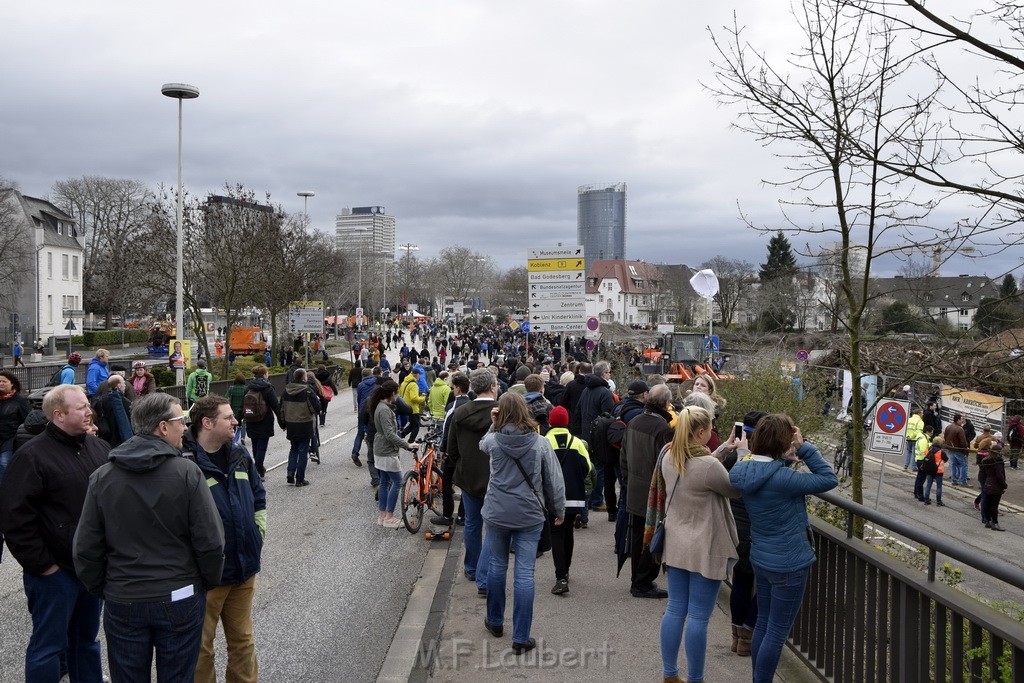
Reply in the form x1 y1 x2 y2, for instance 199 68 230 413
426 469 443 516
401 471 424 533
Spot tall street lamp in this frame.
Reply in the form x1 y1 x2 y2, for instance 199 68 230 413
161 82 199 384
297 191 315 220
399 243 419 314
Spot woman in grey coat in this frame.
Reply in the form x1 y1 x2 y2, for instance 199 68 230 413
479 393 565 655
370 379 416 529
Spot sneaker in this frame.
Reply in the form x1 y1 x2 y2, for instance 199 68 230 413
937 501 945 507
430 515 454 526
551 578 569 595
580 520 588 529
455 517 465 527
382 517 403 529
992 523 1006 531
375 514 384 526
309 454 320 464
287 475 295 485
631 586 668 599
923 499 931 505
608 513 617 522
573 518 582 529
592 504 607 512
477 587 487 597
512 638 537 655
352 455 363 467
985 521 992 528
295 479 311 487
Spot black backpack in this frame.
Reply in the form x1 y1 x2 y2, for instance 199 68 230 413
919 446 940 476
242 388 268 422
48 364 72 386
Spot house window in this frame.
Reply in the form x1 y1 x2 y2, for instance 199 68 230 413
959 308 969 316
47 252 53 278
57 222 63 236
961 293 970 302
72 256 79 280
939 307 948 317
62 254 69 279
959 322 969 331
606 282 613 291
47 296 53 324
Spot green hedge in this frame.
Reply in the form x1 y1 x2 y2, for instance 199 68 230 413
82 329 151 346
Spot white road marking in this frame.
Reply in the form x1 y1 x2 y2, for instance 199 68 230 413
267 430 349 471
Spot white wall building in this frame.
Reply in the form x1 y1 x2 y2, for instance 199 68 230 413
0 190 85 346
584 259 664 325
335 206 396 258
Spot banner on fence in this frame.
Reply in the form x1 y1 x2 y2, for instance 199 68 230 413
940 385 1003 433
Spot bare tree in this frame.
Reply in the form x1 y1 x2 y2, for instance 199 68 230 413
701 256 755 327
489 266 529 314
434 246 495 305
708 0 959 507
51 176 153 325
0 180 32 336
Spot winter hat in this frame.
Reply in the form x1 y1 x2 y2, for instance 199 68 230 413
515 365 531 381
540 370 550 381
196 359 207 369
549 406 570 428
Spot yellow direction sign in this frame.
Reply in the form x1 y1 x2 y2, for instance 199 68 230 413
527 258 586 272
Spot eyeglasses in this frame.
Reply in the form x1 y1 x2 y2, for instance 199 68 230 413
164 416 186 424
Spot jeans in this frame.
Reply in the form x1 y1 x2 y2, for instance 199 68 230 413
904 441 917 469
22 569 103 683
250 438 269 473
549 511 578 579
588 459 605 509
0 448 13 483
287 439 309 480
730 567 758 629
233 423 247 445
485 522 544 644
104 592 206 682
948 450 968 485
752 567 809 683
352 423 367 456
377 470 402 514
660 566 722 681
196 576 258 683
924 474 943 503
461 492 489 588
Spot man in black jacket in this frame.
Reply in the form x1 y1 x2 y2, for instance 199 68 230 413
620 383 674 599
559 362 591 434
432 372 471 526
73 392 224 682
244 364 283 479
577 361 616 522
447 368 498 594
0 384 110 682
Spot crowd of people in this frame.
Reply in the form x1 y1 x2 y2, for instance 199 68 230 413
4 317 1019 682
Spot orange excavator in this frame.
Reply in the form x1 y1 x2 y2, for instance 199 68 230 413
643 333 733 383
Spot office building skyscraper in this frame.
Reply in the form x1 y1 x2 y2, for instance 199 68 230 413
577 182 626 272
335 206 396 256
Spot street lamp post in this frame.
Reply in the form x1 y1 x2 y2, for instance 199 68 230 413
399 243 419 316
161 82 199 385
297 191 314 220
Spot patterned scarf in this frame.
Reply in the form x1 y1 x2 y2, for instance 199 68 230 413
644 443 710 561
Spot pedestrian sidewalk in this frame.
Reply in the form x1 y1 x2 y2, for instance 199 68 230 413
418 515 819 682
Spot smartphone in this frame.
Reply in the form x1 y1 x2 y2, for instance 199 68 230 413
734 422 744 440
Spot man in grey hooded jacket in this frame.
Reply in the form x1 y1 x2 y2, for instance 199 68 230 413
74 393 225 682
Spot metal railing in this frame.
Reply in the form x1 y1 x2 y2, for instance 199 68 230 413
792 490 1024 682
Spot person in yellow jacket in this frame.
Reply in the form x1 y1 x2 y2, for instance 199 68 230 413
427 372 452 421
905 408 925 471
399 367 426 441
912 425 934 500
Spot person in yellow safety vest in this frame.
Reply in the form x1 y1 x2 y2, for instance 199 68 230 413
912 425 935 501
905 409 925 471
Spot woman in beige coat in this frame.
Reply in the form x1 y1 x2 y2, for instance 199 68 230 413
658 405 740 683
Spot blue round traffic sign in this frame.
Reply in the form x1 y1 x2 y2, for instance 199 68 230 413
875 401 907 434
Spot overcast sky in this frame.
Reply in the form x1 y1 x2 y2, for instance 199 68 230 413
0 0 1009 277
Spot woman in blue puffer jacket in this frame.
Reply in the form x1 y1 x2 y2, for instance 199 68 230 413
728 413 837 683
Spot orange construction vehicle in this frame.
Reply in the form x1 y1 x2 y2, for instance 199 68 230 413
228 327 268 356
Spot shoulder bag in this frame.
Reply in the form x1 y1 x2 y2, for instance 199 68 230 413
648 450 680 557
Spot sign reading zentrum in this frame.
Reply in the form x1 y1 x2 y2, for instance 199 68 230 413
527 246 586 332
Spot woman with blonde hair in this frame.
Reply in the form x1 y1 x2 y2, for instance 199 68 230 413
480 392 565 655
654 405 740 683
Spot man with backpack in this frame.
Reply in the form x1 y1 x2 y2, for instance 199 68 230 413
187 360 213 408
243 365 281 480
52 352 81 385
545 406 595 596
593 380 648 522
576 361 616 525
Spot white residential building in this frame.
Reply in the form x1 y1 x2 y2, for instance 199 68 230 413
0 189 85 346
584 259 664 326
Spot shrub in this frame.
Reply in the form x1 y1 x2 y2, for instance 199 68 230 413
82 329 150 346
716 354 829 439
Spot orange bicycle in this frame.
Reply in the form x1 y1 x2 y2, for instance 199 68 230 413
401 424 444 534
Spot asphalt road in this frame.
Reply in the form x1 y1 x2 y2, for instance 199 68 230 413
0 394 431 683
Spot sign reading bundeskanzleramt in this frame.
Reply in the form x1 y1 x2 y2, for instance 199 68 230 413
527 246 585 333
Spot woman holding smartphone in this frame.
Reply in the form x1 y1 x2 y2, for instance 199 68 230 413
728 414 838 683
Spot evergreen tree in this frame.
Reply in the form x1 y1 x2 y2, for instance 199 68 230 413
999 273 1019 298
759 231 799 282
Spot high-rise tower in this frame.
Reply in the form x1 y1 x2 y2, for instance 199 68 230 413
577 182 626 272
335 206 396 256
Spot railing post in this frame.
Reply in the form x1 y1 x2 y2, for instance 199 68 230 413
928 548 937 583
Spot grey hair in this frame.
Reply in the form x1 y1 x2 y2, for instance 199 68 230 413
682 390 716 414
647 383 672 408
593 361 610 376
131 393 181 435
470 367 496 395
